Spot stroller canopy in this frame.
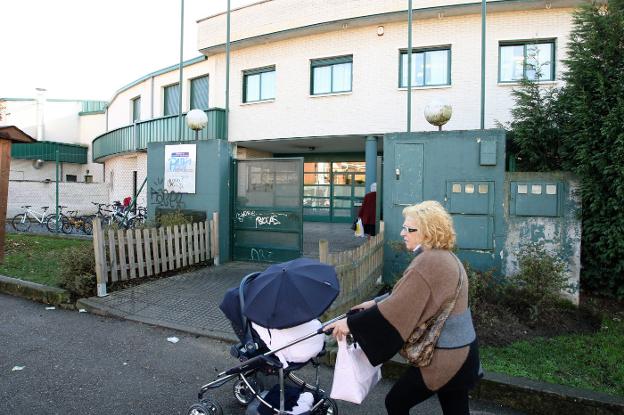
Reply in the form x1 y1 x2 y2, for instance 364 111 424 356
243 258 340 329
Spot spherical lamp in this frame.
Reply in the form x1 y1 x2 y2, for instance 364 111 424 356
186 109 208 139
424 101 452 131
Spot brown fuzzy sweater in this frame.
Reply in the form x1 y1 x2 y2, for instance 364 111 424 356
348 248 476 391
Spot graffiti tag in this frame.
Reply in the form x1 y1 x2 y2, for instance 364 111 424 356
250 248 273 261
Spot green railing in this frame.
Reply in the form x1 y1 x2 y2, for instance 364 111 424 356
11 141 88 164
92 108 226 162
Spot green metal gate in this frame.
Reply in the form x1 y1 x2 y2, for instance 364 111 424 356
232 158 304 262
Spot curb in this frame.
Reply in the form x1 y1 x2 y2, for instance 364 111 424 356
321 347 624 415
0 274 73 308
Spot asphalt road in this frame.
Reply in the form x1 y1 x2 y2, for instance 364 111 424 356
0 293 525 415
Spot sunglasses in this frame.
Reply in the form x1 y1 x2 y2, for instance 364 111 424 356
401 225 418 233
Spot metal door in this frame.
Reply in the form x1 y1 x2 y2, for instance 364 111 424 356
232 158 303 262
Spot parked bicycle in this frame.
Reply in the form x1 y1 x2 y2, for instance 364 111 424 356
12 205 51 232
66 210 93 235
46 205 72 234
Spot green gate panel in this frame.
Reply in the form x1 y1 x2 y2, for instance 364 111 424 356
510 181 561 217
232 158 304 263
393 143 424 205
446 181 494 215
452 215 493 249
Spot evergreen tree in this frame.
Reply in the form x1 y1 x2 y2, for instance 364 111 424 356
558 0 624 298
506 61 562 171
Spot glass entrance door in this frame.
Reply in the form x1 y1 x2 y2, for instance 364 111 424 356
303 161 365 222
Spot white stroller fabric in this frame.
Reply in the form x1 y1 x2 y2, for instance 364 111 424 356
251 319 324 369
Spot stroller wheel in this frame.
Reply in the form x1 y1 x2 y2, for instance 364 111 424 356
233 376 261 406
187 398 223 415
312 397 338 415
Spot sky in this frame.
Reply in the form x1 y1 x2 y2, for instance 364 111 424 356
1 0 256 101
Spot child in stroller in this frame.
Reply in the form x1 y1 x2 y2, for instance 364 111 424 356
187 270 342 415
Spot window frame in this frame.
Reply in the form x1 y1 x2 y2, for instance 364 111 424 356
131 95 141 123
163 82 180 116
190 75 209 110
242 65 276 103
398 46 452 88
498 39 556 83
310 55 353 96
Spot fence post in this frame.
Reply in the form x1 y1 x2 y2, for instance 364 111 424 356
319 239 329 264
212 211 220 265
92 217 108 297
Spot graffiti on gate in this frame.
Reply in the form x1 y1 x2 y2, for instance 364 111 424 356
250 248 273 261
150 178 186 209
235 210 288 228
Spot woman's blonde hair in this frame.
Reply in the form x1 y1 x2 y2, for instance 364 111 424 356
402 200 456 250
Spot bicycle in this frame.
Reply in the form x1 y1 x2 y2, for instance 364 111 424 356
45 205 72 234
66 210 93 235
12 205 52 232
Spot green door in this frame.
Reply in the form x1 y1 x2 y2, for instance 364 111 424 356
232 158 304 262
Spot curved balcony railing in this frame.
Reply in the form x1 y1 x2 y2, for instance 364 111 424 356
92 108 226 162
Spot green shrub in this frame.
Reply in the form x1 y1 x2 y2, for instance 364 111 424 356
465 263 499 315
507 242 571 322
157 210 193 227
58 244 96 298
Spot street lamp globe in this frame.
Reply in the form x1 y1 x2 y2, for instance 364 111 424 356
186 109 208 139
424 100 452 131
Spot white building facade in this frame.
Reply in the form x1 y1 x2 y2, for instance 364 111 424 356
93 0 583 222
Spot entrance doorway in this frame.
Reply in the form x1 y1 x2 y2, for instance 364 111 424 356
303 161 366 223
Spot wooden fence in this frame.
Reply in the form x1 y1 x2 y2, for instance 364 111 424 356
320 223 384 318
92 213 219 297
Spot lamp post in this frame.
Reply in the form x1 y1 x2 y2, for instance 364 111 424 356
186 109 208 140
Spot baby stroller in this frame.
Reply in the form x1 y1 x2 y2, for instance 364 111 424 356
187 258 344 415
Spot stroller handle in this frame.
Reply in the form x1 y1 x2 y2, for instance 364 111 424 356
317 313 347 335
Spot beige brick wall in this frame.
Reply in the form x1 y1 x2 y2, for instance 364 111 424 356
6 181 109 218
104 6 573 144
103 154 148 208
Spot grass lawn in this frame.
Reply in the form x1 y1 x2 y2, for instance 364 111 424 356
481 316 624 397
0 234 92 287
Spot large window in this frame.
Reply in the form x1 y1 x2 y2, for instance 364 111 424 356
399 47 451 87
163 83 180 116
131 96 141 122
310 55 352 95
499 40 555 82
190 76 209 110
243 66 275 103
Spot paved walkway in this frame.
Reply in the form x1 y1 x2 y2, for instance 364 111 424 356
78 222 370 342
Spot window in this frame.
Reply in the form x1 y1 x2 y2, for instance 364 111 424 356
499 40 555 82
310 55 352 95
163 83 180 116
65 174 77 182
190 76 209 110
243 66 275 102
131 96 141 122
399 47 451 87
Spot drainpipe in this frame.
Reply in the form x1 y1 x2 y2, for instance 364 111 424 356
35 87 47 139
178 0 185 140
225 0 231 140
480 0 487 129
364 136 377 192
407 0 413 133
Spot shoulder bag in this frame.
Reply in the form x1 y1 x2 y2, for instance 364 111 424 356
399 254 464 367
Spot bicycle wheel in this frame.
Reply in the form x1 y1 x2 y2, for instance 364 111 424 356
61 217 73 234
46 214 65 233
12 214 31 232
81 217 93 235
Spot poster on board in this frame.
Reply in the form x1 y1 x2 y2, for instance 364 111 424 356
164 144 196 193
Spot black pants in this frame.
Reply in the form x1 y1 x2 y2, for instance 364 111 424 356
385 366 469 415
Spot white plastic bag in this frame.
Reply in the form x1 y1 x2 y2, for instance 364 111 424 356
354 218 364 238
330 339 381 404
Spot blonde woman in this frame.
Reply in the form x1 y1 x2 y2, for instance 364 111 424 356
327 201 481 415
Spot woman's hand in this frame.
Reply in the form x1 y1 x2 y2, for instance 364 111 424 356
351 299 375 311
325 318 350 341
